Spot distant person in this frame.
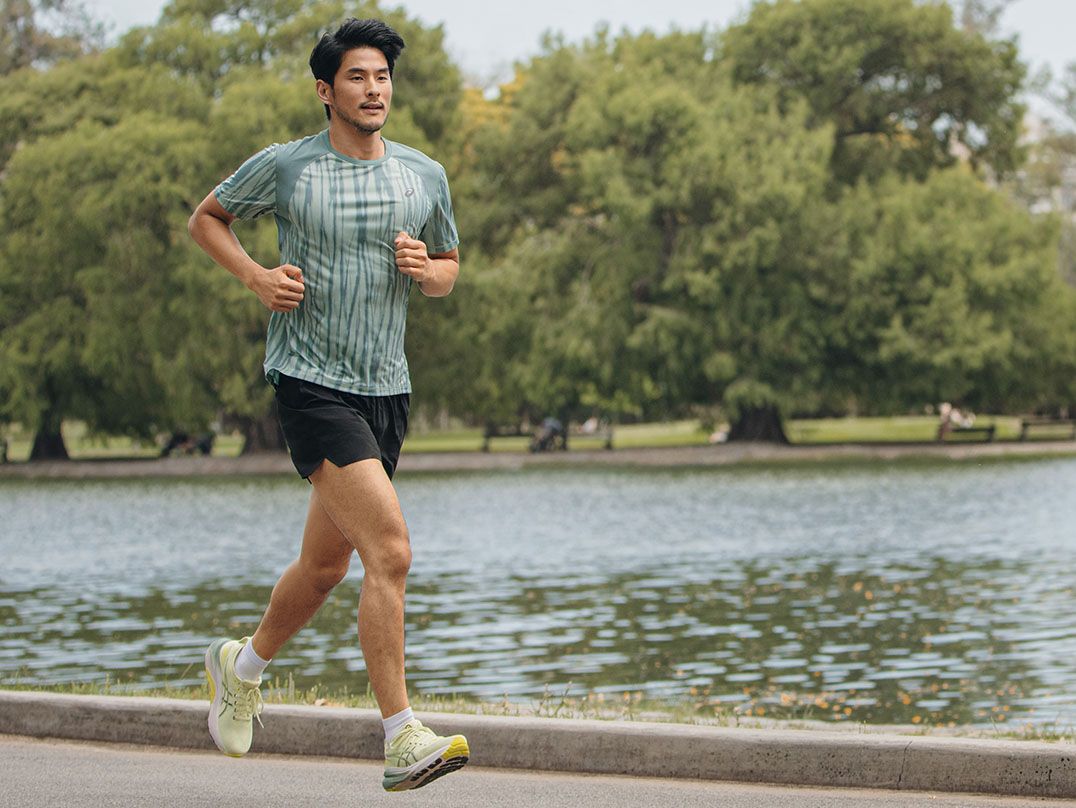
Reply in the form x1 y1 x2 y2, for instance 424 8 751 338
159 431 214 457
530 416 565 452
937 402 974 440
159 431 191 457
937 402 954 440
187 19 467 792
708 428 729 444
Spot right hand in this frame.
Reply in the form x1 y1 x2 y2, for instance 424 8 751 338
250 264 305 312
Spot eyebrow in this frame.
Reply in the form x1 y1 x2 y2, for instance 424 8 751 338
345 66 390 75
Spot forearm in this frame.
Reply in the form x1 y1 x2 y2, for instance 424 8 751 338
188 212 265 290
418 256 459 298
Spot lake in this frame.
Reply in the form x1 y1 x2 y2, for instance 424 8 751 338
2 457 1074 728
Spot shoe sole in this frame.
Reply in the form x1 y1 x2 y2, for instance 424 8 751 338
204 639 243 758
383 735 470 792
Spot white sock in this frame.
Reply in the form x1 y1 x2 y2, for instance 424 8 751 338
234 640 270 682
382 707 414 742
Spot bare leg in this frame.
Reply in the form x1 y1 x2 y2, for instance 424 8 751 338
308 458 412 718
249 488 355 660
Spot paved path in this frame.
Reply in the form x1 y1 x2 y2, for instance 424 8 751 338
3 735 1069 808
2 440 1074 479
7 692 1076 800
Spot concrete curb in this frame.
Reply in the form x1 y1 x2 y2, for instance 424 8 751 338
1 691 1074 798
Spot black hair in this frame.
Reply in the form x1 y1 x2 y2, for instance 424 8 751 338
309 18 406 120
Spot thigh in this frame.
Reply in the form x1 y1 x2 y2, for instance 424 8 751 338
308 458 409 565
298 487 355 571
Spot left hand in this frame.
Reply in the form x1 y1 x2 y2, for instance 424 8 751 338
394 232 432 283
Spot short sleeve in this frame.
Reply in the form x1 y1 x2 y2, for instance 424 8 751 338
420 167 459 254
214 145 278 220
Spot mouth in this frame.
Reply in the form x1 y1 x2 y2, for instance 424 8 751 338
361 104 384 112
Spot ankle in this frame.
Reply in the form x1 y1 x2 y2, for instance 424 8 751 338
382 706 414 742
234 638 270 682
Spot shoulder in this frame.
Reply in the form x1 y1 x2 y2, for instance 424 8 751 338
273 131 330 168
387 140 449 186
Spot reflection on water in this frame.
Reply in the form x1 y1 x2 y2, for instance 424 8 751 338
2 459 1075 728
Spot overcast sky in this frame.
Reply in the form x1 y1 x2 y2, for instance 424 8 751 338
86 0 1072 110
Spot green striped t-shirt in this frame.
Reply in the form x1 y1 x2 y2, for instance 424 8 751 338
214 130 459 395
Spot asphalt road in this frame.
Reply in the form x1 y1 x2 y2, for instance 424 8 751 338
3 735 1070 808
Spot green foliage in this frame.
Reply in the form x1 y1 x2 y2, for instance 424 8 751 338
0 112 211 435
116 0 461 145
1 1 1072 450
826 169 1075 412
0 0 102 76
0 0 464 449
0 54 209 170
454 16 1072 433
722 0 1027 184
461 30 836 424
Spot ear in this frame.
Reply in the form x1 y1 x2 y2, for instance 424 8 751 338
315 78 334 108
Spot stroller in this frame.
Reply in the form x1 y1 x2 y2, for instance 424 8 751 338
530 417 566 452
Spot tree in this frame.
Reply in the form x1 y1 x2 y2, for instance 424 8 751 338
460 31 836 439
955 0 1013 36
823 168 1076 414
1043 62 1076 288
722 0 1027 185
0 48 214 458
129 0 464 451
0 0 466 456
0 111 211 458
0 0 102 75
117 0 462 147
459 24 1076 441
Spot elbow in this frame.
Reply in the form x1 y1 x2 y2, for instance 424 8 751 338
428 276 458 298
420 283 452 299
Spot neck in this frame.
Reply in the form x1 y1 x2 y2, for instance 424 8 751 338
328 119 385 160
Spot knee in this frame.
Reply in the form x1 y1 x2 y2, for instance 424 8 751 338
371 522 411 582
301 554 351 594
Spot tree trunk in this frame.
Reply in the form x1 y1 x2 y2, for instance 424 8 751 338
727 405 790 444
29 408 69 461
238 403 287 455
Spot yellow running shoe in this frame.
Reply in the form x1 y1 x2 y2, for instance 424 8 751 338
204 637 263 757
382 719 469 791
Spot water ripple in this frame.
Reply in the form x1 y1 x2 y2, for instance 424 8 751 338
1 460 1075 727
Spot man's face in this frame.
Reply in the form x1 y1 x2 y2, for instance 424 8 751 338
319 46 393 133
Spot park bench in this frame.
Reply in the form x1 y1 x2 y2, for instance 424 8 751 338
481 424 533 452
573 421 614 451
937 424 995 442
1019 417 1076 441
481 421 614 452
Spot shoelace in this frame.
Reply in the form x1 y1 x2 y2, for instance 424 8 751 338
392 724 434 759
233 683 264 728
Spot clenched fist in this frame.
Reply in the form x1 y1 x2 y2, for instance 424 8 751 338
250 264 305 312
394 232 432 283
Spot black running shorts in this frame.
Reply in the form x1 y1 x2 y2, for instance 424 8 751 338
274 374 409 480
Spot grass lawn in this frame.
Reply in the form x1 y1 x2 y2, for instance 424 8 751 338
787 415 1024 444
0 414 1062 462
1 421 246 462
401 415 1033 452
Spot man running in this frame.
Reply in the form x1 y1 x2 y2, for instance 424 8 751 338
187 18 467 792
